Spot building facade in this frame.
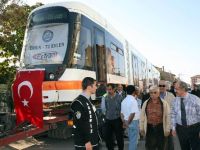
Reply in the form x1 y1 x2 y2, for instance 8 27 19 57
191 75 200 88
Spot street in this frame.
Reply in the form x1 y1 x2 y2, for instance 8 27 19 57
1 136 144 150
1 135 181 150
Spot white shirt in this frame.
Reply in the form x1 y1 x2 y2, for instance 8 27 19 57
117 90 122 95
121 95 139 121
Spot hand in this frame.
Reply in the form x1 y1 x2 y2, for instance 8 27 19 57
140 130 145 136
171 130 176 136
123 123 128 128
166 131 170 136
85 141 92 150
122 120 128 128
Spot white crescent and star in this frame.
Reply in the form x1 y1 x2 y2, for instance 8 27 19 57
18 81 33 98
17 81 33 107
21 99 29 107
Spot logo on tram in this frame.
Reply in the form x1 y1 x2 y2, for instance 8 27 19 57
33 51 57 60
42 30 53 42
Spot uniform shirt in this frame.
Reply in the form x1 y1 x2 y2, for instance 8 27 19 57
71 93 100 147
81 92 96 112
121 95 139 121
171 93 200 130
81 92 90 100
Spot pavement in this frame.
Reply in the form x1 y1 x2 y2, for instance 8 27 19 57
1 135 181 150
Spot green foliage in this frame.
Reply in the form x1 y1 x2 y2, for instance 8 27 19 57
0 1 43 84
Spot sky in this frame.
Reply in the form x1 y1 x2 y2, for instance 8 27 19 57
23 0 200 84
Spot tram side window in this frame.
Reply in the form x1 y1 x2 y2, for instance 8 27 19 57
111 45 118 74
138 59 142 80
107 43 125 76
132 54 139 85
118 48 125 76
73 26 93 70
141 61 145 80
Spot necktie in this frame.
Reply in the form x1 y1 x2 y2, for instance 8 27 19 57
180 98 187 126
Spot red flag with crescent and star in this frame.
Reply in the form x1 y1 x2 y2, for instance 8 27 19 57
12 69 45 128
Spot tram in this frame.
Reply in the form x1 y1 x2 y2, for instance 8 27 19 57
19 2 160 103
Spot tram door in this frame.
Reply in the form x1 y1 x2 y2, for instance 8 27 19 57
94 28 107 82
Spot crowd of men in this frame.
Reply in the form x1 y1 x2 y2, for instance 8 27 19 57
71 77 200 150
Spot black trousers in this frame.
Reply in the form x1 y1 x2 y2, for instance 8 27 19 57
176 123 200 150
145 123 165 150
105 118 124 150
165 130 174 150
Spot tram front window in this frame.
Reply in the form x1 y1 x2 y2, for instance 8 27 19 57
21 7 69 67
72 26 93 70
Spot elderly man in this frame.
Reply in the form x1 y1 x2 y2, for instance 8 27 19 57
159 80 175 105
159 80 175 150
140 85 170 150
171 81 200 150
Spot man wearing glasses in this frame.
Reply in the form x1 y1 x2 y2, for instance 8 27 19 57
140 85 170 150
159 80 176 150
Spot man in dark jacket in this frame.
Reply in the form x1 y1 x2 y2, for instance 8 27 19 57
71 77 101 150
169 81 177 97
191 84 200 98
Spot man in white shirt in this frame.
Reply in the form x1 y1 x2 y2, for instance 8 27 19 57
121 85 139 150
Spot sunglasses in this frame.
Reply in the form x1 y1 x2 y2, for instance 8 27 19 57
159 85 166 87
150 91 157 94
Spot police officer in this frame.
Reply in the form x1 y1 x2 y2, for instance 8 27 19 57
71 77 101 150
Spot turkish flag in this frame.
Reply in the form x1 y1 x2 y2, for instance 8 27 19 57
12 69 45 128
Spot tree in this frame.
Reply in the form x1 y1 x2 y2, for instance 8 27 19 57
0 0 42 84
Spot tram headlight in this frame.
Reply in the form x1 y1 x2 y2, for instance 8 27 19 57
49 73 55 80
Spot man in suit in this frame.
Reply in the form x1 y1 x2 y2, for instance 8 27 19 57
171 81 200 150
